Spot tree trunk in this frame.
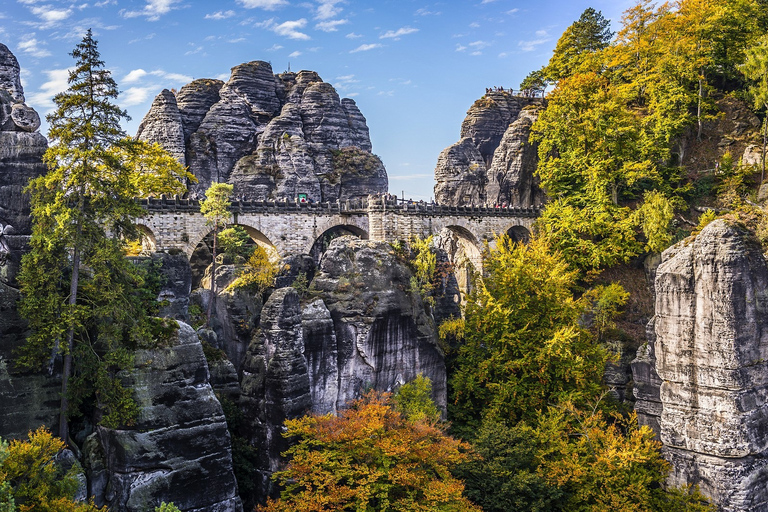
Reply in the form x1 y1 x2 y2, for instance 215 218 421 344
206 228 217 326
58 245 80 445
762 115 767 185
697 73 704 141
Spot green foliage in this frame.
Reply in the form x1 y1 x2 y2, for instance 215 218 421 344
16 31 190 433
449 235 608 436
259 392 480 512
217 226 253 259
155 503 181 512
632 190 685 254
393 375 442 424
200 183 233 230
454 419 565 512
408 236 437 306
290 272 309 298
1 428 105 512
582 283 630 342
544 8 612 81
693 209 718 236
217 396 259 510
228 245 278 293
519 69 547 96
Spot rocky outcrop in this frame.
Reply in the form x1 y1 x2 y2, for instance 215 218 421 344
434 89 542 206
240 287 311 499
654 219 768 511
308 236 446 412
0 43 58 440
87 322 240 512
153 252 193 322
433 138 486 206
631 319 663 435
486 109 542 208
139 63 387 201
136 90 186 165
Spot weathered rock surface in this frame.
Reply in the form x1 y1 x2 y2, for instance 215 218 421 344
240 287 312 499
486 109 543 208
88 322 240 512
0 43 57 441
654 219 768 511
434 90 542 206
139 63 387 201
433 138 486 206
631 319 662 435
136 90 186 165
153 252 193 322
309 236 447 412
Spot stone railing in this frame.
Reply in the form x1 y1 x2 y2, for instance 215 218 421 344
139 195 542 218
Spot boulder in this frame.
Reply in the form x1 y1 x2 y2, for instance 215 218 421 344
0 44 24 102
175 79 223 142
89 322 240 512
654 219 768 511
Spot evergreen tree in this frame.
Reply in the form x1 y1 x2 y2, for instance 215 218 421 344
742 34 768 182
17 30 190 443
544 8 613 81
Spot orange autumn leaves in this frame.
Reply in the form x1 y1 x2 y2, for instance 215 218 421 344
258 391 479 512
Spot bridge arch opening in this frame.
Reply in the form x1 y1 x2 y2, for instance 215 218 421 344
189 224 279 290
433 225 483 304
309 224 369 264
126 224 157 256
506 225 531 243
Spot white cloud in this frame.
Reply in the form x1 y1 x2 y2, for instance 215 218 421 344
336 74 356 81
455 44 467 52
518 36 549 52
481 0 499 3
469 40 490 49
350 43 381 53
346 92 358 97
123 69 148 83
27 68 71 111
150 70 193 83
266 43 284 51
184 45 204 55
121 0 180 21
415 7 440 15
288 50 302 58
205 10 236 20
346 32 362 39
268 18 310 40
95 0 117 6
121 86 153 106
29 5 72 28
380 26 418 39
469 22 480 28
216 73 230 81
315 19 347 32
18 37 51 58
506 8 519 14
315 0 342 20
237 0 288 10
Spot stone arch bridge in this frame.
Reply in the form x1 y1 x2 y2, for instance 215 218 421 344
138 196 540 264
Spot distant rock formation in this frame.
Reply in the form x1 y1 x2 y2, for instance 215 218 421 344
434 91 542 207
137 64 387 201
0 43 58 440
652 219 768 511
85 322 240 512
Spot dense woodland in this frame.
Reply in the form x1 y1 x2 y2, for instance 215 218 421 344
4 0 768 510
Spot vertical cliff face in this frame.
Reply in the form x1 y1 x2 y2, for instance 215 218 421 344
0 43 59 440
86 322 241 512
434 91 543 207
653 220 768 511
137 62 387 201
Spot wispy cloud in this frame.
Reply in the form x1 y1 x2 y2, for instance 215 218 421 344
122 86 154 106
506 8 519 14
237 0 288 10
260 18 310 40
518 30 550 52
205 10 236 20
415 7 440 15
266 43 284 51
350 43 382 53
123 68 193 85
315 19 347 32
121 0 180 21
288 50 302 58
315 0 343 20
123 69 148 83
334 74 359 91
18 37 51 58
380 26 418 40
27 68 71 111
390 173 433 181
28 4 73 28
346 32 362 39
456 43 467 52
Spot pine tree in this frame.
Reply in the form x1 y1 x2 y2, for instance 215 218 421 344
17 30 190 443
544 8 613 81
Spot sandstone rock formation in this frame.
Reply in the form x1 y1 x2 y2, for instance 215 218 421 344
0 43 58 440
434 90 542 206
137 62 387 201
85 322 240 512
653 219 768 511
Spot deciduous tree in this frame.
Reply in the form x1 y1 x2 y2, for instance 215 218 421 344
199 182 233 325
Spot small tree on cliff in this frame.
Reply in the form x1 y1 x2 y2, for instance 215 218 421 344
200 182 233 325
17 30 191 443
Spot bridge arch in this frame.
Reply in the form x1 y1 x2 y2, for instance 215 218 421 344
134 224 157 256
506 225 531 243
309 224 369 264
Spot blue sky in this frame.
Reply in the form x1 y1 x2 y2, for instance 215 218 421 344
2 0 636 200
